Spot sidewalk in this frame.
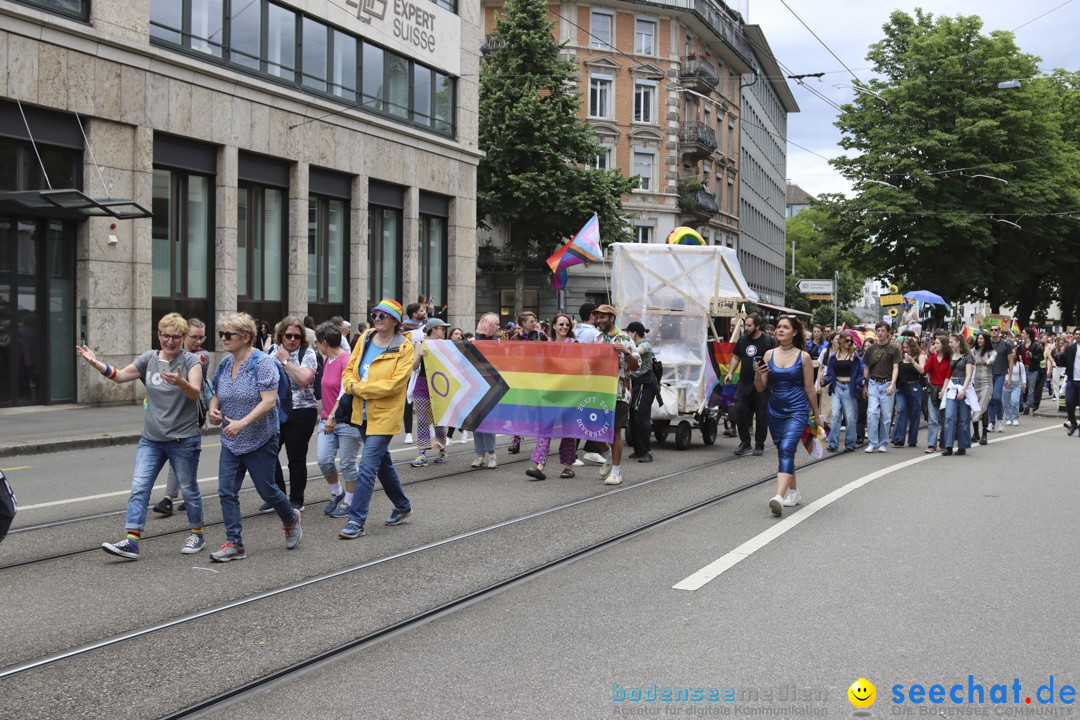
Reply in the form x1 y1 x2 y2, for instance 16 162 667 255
0 404 219 458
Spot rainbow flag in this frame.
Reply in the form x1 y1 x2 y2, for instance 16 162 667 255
546 214 603 290
1011 318 1021 335
423 340 618 441
706 342 739 408
961 325 974 345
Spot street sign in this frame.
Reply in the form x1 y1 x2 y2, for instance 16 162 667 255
879 293 904 306
797 279 834 293
808 294 834 301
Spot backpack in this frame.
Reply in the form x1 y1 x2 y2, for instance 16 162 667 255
216 350 292 426
651 358 664 406
299 345 324 401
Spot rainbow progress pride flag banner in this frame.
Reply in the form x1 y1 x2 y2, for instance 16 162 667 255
705 342 738 408
423 340 619 442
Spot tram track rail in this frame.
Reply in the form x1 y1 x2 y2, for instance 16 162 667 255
0 450 837 691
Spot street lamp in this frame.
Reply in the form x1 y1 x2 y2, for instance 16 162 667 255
997 80 1022 90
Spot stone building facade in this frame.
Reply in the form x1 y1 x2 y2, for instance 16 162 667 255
0 0 480 407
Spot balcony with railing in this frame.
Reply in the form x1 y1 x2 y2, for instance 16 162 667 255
679 121 719 158
649 0 756 70
678 179 720 219
680 56 720 92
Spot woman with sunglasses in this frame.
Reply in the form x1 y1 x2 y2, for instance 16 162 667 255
264 316 319 512
526 314 579 480
79 313 206 560
821 331 863 453
205 313 301 561
337 300 415 539
471 313 502 469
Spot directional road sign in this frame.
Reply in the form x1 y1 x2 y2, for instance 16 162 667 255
797 279 834 294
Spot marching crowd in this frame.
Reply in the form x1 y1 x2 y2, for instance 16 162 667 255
79 301 1080 562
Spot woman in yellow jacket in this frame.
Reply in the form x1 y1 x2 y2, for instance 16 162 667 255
337 299 415 539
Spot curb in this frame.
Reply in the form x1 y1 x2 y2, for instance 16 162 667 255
0 426 222 459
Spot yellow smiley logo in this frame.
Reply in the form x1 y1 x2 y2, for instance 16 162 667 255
848 678 876 709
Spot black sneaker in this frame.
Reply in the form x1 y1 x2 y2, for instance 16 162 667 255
734 443 751 456
258 502 275 513
752 446 764 456
176 501 186 512
956 449 967 456
151 497 174 517
637 453 653 463
1066 423 1077 437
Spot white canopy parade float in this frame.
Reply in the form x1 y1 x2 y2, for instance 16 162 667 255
611 242 759 449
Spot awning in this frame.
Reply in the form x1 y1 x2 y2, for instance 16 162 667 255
0 189 151 220
755 301 812 317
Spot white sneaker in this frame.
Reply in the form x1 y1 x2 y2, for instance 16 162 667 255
769 495 784 516
485 453 497 469
460 431 469 443
781 489 801 507
877 446 887 453
864 446 875 453
598 459 612 478
583 452 607 465
1012 419 1019 426
573 459 585 467
603 472 622 486
997 422 1005 432
404 433 413 444
470 455 484 468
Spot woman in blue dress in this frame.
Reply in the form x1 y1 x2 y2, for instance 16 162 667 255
754 316 825 516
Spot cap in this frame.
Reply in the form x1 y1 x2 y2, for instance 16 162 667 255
424 318 450 333
595 304 617 316
623 321 648 335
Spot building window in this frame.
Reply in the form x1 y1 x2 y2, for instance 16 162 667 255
419 214 448 311
149 0 455 137
633 81 655 123
152 168 214 347
308 196 348 306
634 225 653 243
12 0 88 20
499 289 539 326
590 144 613 171
369 206 402 303
590 10 612 49
727 173 736 214
633 151 654 191
635 19 656 55
589 75 612 118
237 183 287 323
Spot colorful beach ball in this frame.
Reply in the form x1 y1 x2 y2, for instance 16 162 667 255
666 227 706 246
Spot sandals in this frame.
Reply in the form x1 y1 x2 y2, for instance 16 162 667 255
526 467 547 481
559 468 575 479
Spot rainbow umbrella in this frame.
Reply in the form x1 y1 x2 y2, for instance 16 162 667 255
666 226 706 246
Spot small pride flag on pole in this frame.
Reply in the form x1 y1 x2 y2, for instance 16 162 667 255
546 214 603 290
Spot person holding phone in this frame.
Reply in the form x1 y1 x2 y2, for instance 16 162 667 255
77 313 206 560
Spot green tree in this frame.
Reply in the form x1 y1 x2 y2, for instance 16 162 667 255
477 0 637 315
822 10 1078 325
785 206 864 313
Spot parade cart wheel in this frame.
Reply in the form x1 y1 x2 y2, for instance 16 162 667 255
654 421 670 443
675 420 693 450
701 417 718 446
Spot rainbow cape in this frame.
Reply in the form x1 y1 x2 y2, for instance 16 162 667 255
705 342 738 408
546 214 603 290
423 340 618 441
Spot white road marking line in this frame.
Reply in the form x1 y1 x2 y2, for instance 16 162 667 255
16 434 507 511
672 425 1057 591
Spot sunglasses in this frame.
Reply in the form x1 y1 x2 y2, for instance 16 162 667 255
218 330 243 340
371 311 393 322
283 333 303 340
159 332 183 342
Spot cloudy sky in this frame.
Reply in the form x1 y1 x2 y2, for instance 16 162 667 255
741 0 1080 199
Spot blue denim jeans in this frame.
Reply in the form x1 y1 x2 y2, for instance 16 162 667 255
866 380 895 449
988 374 1006 425
828 383 857 451
944 396 972 450
892 382 924 446
1025 370 1041 409
316 418 362 486
347 430 411 528
218 435 293 544
125 435 203 531
1003 383 1022 422
472 431 497 454
926 387 942 447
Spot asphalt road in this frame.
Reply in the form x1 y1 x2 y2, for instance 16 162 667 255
1 418 1074 720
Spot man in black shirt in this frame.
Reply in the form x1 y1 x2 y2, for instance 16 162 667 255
725 313 776 456
988 325 1015 431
